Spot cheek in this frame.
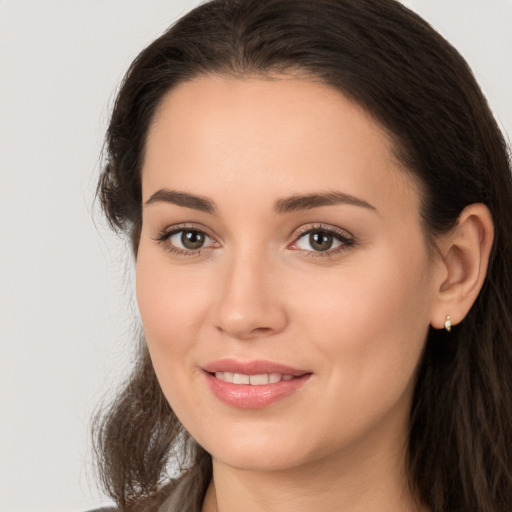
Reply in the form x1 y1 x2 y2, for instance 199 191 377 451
135 256 208 433
135 247 210 377
291 244 433 394
136 242 210 332
272 247 433 454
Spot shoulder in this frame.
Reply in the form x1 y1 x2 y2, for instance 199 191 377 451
157 474 203 512
81 474 199 512
83 508 118 512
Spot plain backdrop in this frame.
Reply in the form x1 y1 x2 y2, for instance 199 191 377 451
1 1 511 511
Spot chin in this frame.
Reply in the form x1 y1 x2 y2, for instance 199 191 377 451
208 442 311 472
191 420 325 473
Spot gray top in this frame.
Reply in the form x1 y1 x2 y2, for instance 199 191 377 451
157 474 200 512
85 474 200 512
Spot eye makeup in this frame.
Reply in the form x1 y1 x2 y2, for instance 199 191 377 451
153 221 356 260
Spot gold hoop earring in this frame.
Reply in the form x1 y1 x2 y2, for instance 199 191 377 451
444 315 452 332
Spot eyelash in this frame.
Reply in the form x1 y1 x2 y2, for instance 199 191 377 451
153 224 217 258
291 224 355 258
153 223 355 258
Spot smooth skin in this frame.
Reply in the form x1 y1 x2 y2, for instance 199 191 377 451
136 75 494 512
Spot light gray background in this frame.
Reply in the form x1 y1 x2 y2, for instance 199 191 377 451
1 1 511 511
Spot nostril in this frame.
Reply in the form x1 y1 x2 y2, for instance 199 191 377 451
216 324 276 340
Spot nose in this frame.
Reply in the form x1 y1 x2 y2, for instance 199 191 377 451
212 250 288 341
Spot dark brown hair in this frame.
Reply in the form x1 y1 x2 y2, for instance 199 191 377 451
95 1 512 510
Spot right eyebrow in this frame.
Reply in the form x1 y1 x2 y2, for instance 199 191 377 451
144 189 217 214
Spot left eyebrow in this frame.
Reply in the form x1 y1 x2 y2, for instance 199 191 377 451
274 191 376 214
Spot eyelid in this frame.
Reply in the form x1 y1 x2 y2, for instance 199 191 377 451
288 223 355 255
155 222 218 240
153 223 220 256
292 223 353 239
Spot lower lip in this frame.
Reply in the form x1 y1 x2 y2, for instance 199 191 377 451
204 372 311 409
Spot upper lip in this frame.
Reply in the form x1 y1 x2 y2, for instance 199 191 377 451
202 359 310 376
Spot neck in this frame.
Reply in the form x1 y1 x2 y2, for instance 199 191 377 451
202 426 427 512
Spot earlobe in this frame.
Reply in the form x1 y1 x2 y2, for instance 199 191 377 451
430 203 494 330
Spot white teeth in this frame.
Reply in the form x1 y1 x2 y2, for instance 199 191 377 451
249 374 269 385
269 373 282 384
233 373 250 384
214 372 295 385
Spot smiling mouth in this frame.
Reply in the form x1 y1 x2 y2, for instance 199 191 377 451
212 372 296 385
202 359 312 407
205 372 311 408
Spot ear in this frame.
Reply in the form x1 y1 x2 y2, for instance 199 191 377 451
430 203 494 330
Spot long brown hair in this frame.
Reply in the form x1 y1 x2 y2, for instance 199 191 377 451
95 1 512 510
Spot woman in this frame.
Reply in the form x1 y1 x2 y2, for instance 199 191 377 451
93 0 512 511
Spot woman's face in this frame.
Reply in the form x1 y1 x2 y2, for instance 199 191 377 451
137 75 442 472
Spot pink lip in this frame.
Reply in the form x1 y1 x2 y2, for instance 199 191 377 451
203 359 309 376
202 359 312 409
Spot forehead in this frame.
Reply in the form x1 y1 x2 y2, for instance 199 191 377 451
142 75 420 217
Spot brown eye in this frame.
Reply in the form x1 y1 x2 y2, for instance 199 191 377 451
165 229 215 252
309 231 334 251
181 230 205 249
291 226 353 255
